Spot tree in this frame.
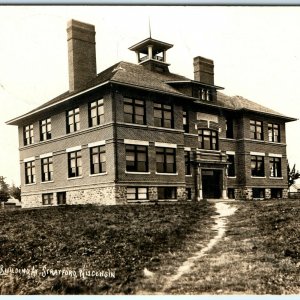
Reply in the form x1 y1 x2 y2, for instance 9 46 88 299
288 164 300 188
0 176 10 202
10 184 21 201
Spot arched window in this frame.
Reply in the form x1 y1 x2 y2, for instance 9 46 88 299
198 129 218 150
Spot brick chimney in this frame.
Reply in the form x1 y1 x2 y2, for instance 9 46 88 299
67 19 97 92
193 56 214 85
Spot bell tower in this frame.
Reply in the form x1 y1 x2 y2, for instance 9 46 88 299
129 37 173 73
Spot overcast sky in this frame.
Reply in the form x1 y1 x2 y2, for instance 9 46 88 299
1 6 300 185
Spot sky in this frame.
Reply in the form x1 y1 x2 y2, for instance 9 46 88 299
0 5 300 186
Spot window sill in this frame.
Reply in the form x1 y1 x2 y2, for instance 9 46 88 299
270 177 283 179
41 181 54 184
67 176 83 180
89 172 107 177
158 199 177 202
125 171 151 175
185 175 193 177
251 176 266 178
155 172 178 175
127 200 150 203
25 183 36 186
228 176 236 179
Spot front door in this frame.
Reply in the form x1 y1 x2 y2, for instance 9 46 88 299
202 169 221 199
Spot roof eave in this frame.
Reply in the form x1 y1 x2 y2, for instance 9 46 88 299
240 108 297 122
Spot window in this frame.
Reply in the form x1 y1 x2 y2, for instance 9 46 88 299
200 88 212 101
124 98 146 125
127 187 148 201
68 151 82 178
157 187 177 200
183 110 189 133
269 157 282 177
250 120 263 140
156 147 176 173
23 124 34 146
186 188 192 200
41 157 53 182
226 118 234 139
185 151 192 175
228 188 235 199
67 108 80 133
271 188 282 199
57 192 66 205
90 145 106 174
252 188 265 199
25 161 35 184
251 155 265 177
268 123 280 142
40 118 51 141
126 145 148 172
89 99 104 127
42 193 53 205
198 129 218 150
227 155 235 177
153 103 173 128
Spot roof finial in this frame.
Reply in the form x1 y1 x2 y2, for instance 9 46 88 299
148 17 152 38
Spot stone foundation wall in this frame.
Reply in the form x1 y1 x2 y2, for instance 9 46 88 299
235 187 252 200
21 194 42 208
265 188 271 199
283 188 288 199
148 187 158 201
177 187 187 201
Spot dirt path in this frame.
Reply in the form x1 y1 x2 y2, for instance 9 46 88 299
137 201 237 294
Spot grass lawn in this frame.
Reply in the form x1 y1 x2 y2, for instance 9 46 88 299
160 199 300 295
0 202 215 295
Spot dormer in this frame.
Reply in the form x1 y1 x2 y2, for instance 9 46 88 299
129 37 173 73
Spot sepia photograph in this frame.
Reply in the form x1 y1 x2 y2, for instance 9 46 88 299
0 4 300 295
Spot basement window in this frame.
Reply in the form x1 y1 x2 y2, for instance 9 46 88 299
42 193 53 205
127 187 149 201
157 187 177 200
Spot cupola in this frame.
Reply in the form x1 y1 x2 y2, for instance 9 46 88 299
129 37 173 73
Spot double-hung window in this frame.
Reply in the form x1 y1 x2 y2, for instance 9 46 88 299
23 124 34 145
40 118 51 141
251 155 264 177
156 147 176 173
227 155 235 177
42 193 53 205
90 145 106 174
268 123 280 142
127 187 148 201
125 145 148 172
67 108 80 133
89 99 104 127
41 157 53 182
270 157 282 177
68 151 82 178
153 103 173 128
250 120 263 140
185 151 192 175
183 110 189 133
124 98 146 125
25 160 36 184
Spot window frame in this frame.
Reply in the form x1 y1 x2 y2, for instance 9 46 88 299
42 193 53 205
227 154 235 177
185 151 192 176
153 102 174 128
198 129 218 150
68 150 82 178
268 123 280 143
251 155 265 177
269 156 282 178
126 187 149 201
183 110 189 133
157 187 177 200
25 160 36 184
39 118 52 141
125 144 149 173
90 145 106 175
250 120 263 140
123 97 146 125
66 107 80 134
41 156 53 182
23 124 34 146
156 147 176 174
89 99 104 127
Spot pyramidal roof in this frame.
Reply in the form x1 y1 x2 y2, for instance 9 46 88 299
6 61 296 125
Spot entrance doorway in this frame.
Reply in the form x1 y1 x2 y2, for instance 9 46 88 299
202 169 222 199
